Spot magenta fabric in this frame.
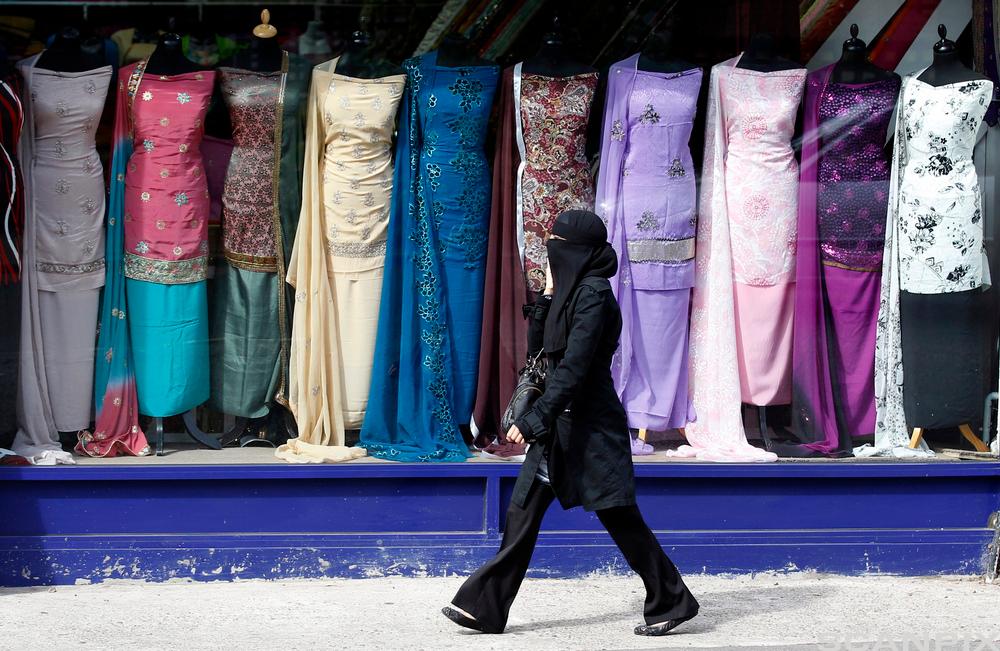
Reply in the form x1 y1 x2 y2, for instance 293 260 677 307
824 264 878 436
790 66 896 456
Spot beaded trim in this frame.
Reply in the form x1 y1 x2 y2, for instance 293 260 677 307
627 237 696 264
125 253 207 284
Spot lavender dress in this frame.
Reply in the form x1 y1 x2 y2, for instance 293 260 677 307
598 55 701 431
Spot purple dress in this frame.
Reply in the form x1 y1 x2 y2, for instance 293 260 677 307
597 54 702 432
790 66 899 456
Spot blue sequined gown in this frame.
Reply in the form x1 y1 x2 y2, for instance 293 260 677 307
360 51 499 461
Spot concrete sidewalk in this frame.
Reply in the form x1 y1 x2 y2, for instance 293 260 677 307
1 573 998 650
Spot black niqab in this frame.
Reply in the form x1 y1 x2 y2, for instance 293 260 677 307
543 210 618 354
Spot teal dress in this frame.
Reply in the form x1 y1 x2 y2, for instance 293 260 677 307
360 51 499 461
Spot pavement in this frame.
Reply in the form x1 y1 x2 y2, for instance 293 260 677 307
1 573 998 650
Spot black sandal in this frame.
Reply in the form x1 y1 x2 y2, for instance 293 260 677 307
634 613 696 636
442 606 494 633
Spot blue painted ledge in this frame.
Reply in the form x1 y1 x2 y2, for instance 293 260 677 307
1 460 998 585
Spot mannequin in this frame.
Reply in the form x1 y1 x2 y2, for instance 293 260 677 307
918 24 988 86
638 27 696 74
334 16 403 79
230 9 283 72
37 26 104 72
831 24 896 84
145 31 201 76
127 25 219 454
731 33 804 447
737 32 802 73
298 18 332 64
437 33 493 68
521 16 594 77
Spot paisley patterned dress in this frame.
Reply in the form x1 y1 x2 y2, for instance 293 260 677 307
360 50 499 461
210 53 309 420
516 68 597 294
121 62 215 417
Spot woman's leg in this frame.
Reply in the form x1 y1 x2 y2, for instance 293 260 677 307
596 504 699 625
450 480 556 633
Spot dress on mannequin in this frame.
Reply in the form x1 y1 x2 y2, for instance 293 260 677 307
669 53 803 462
210 25 310 423
13 53 111 463
276 55 405 463
359 50 499 461
598 54 702 432
472 24 594 448
119 39 215 418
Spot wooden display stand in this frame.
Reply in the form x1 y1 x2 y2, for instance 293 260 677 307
909 424 990 453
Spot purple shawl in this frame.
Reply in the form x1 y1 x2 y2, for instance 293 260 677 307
596 53 639 392
790 64 844 455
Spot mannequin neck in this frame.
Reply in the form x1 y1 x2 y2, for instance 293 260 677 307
145 34 200 75
233 36 283 72
918 47 986 86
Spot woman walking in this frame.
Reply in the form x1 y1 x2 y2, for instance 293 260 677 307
442 210 699 636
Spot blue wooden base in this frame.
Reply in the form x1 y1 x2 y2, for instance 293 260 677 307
1 460 998 586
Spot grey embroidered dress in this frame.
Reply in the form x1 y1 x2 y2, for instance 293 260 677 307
13 56 110 460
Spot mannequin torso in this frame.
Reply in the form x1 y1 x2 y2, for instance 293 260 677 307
436 33 493 68
335 29 403 79
918 47 988 86
737 33 802 73
37 27 105 72
145 33 202 75
230 34 284 73
831 25 896 84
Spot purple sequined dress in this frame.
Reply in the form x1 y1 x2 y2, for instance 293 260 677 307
598 55 702 431
790 69 899 455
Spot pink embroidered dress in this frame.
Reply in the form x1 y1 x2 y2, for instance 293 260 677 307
673 55 804 462
120 62 214 416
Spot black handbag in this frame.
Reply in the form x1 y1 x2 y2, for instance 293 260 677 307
500 349 547 434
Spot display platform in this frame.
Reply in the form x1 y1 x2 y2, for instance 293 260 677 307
2 448 998 587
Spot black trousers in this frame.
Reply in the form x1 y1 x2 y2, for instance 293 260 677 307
451 480 699 633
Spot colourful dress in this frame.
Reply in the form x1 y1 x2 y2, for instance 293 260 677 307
14 56 111 463
0 73 23 283
671 55 804 462
598 55 701 432
868 73 994 456
278 57 404 463
360 50 499 461
210 53 309 420
789 66 898 457
517 67 598 293
471 64 597 445
83 63 152 458
121 62 214 417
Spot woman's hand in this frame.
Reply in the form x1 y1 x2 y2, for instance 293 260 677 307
544 262 554 296
506 424 525 445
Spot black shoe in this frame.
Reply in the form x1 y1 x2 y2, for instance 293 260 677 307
442 606 497 634
634 613 696 636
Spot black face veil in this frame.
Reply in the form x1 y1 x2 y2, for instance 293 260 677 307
543 210 618 354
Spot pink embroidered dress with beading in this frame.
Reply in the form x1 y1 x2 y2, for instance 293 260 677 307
123 67 214 283
722 64 805 405
517 71 597 293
